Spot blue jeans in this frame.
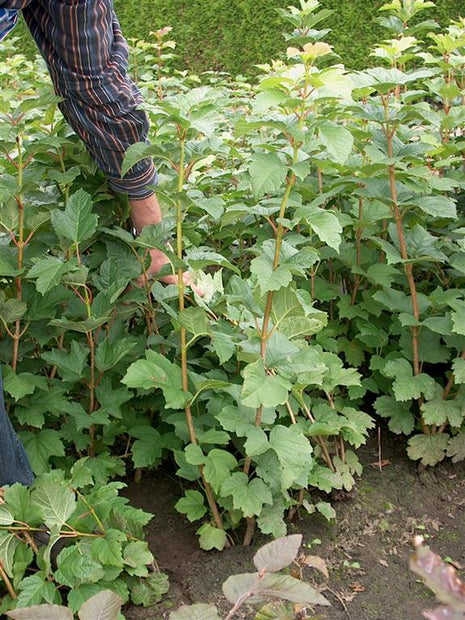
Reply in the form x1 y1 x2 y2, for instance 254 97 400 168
0 368 34 486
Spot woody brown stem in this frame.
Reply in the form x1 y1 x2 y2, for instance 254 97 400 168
0 562 17 599
383 95 421 377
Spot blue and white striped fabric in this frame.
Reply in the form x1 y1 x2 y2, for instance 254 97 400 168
0 0 156 199
0 8 19 42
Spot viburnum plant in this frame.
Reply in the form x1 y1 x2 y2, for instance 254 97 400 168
0 0 464 574
0 468 168 615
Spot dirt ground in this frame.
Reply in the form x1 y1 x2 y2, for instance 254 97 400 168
123 430 465 620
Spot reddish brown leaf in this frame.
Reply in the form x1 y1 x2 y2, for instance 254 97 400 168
411 541 465 612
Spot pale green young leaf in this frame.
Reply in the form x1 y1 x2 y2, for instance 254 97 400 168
66 584 113 613
49 317 109 334
222 572 260 605
70 459 94 489
279 346 328 386
222 572 329 606
320 352 361 392
195 195 225 220
307 465 344 493
340 407 375 447
95 378 132 416
365 263 398 288
215 406 257 436
256 574 329 605
196 427 230 445
2 484 42 525
270 287 327 339
186 249 240 274
83 454 125 487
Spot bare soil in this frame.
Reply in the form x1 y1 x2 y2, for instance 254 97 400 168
123 430 465 620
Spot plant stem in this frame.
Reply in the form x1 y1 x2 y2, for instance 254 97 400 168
242 63 312 538
351 196 364 305
12 136 25 371
176 132 197 446
0 561 17 600
175 128 224 532
443 350 465 402
75 488 105 533
242 516 256 546
243 170 297 481
382 94 420 376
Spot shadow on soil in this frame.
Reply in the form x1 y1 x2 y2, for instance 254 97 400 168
123 430 465 620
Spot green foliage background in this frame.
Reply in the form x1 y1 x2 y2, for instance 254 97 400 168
15 0 464 75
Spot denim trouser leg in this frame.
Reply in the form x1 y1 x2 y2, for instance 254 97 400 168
0 367 34 486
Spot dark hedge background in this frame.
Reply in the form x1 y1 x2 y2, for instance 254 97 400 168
14 0 465 76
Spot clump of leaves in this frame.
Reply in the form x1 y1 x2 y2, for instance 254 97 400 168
411 537 465 619
169 534 329 619
0 468 168 615
5 589 123 620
